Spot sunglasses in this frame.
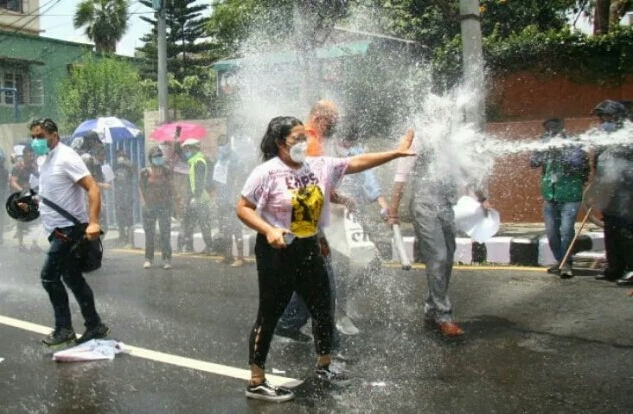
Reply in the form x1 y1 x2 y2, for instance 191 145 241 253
28 118 58 133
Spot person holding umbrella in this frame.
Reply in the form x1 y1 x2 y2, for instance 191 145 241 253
176 138 213 254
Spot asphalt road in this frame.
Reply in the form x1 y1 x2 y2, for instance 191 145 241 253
0 244 631 414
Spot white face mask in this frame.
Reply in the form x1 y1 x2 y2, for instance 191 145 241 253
289 141 308 164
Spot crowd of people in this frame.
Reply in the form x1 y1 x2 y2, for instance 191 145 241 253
0 97 631 403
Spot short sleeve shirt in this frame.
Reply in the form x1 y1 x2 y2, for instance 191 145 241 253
38 143 90 233
241 156 348 238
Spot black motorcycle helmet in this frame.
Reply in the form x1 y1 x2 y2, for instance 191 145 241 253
591 100 629 121
6 189 40 222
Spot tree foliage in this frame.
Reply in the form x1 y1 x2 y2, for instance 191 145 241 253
73 0 130 53
57 55 145 130
137 0 218 118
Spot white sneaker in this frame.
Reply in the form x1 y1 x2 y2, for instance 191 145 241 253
336 315 360 335
163 261 172 270
143 261 152 269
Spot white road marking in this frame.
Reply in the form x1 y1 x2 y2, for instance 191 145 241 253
0 314 303 388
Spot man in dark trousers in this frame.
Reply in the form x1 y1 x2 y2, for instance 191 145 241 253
28 118 109 346
590 100 633 287
178 138 213 254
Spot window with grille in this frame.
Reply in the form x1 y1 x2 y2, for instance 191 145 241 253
0 67 43 106
0 0 22 13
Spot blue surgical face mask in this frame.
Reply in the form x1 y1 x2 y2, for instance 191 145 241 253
184 151 193 160
151 156 164 166
31 138 49 156
601 122 618 132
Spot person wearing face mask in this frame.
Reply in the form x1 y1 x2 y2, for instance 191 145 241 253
72 132 110 234
139 146 174 269
237 116 415 402
177 138 213 254
275 100 354 347
211 134 245 267
530 118 590 278
589 100 633 286
9 144 40 252
27 118 109 346
113 150 135 247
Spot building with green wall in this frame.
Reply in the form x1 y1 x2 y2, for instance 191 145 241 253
0 31 92 124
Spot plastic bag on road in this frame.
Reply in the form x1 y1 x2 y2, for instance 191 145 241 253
52 339 125 362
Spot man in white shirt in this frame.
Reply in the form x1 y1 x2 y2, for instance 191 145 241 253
28 118 109 347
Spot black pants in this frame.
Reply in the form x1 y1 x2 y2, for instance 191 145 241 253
41 225 102 330
603 214 633 276
182 201 213 251
249 234 333 369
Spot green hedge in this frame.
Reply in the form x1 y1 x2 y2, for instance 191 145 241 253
432 26 633 88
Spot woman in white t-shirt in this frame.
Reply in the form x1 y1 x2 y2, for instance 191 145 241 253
237 116 415 402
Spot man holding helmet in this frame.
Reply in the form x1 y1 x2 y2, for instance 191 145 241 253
25 118 109 346
590 100 633 286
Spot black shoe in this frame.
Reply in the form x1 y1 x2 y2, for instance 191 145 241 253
42 327 76 346
617 271 633 286
245 380 294 402
315 364 352 386
274 326 311 343
76 323 110 344
547 265 560 275
595 269 621 281
559 264 574 279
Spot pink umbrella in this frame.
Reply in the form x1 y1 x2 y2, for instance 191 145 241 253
149 122 207 143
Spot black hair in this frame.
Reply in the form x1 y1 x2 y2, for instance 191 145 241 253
260 116 303 161
147 146 163 161
28 118 58 133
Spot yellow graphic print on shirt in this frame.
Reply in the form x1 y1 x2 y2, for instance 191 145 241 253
290 184 324 237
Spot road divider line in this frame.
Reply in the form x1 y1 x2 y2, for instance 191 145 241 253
0 314 303 388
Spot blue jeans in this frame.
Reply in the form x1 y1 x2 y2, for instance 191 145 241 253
543 200 581 263
41 225 102 330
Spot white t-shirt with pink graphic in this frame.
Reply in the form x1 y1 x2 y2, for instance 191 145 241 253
241 156 349 238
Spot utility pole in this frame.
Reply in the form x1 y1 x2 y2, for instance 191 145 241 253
459 0 485 130
154 0 168 123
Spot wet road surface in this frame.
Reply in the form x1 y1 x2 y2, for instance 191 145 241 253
0 245 631 413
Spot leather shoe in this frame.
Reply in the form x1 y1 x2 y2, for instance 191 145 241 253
426 319 464 337
617 271 633 286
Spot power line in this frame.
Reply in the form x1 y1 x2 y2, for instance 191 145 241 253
1 11 155 17
0 0 62 44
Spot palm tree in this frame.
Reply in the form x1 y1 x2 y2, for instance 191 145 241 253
74 0 130 53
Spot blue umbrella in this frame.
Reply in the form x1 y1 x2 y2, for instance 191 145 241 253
72 117 141 144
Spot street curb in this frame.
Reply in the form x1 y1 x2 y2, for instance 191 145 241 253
391 232 605 266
